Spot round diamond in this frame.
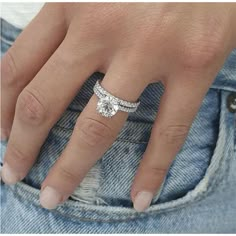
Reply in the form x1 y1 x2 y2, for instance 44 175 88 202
96 96 119 117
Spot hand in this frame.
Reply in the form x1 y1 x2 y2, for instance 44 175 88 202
1 3 236 211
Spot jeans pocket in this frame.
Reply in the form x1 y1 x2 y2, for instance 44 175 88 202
1 86 234 223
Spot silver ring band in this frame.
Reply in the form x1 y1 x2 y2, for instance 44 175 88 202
93 80 140 117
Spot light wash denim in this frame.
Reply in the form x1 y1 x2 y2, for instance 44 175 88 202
1 18 236 233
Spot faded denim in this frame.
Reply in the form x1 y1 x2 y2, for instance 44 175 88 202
1 18 236 233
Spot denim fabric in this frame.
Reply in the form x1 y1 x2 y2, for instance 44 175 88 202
1 18 236 233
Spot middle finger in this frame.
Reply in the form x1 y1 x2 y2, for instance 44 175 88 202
1 36 100 184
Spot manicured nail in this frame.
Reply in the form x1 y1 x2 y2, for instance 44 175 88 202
1 163 19 185
40 186 62 209
133 191 153 212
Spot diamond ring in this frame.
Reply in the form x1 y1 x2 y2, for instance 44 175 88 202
93 80 140 118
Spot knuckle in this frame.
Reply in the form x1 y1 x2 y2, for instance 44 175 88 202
77 117 115 148
57 165 79 184
16 88 47 126
159 124 189 146
181 37 223 70
149 166 167 178
7 142 32 166
1 50 19 87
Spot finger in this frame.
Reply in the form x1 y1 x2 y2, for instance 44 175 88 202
131 75 212 212
0 3 66 140
39 64 147 209
1 35 99 185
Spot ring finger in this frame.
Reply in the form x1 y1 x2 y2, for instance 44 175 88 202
39 59 147 209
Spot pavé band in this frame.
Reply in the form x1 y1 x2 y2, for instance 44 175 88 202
93 80 140 118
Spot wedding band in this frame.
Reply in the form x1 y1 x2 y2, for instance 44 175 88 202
93 80 140 118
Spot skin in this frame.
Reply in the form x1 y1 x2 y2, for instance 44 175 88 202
1 3 236 211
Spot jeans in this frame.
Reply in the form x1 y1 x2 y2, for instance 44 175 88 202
1 18 236 233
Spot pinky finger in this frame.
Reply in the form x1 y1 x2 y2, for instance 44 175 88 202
131 76 210 212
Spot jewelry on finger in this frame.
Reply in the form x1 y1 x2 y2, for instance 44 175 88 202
93 79 140 118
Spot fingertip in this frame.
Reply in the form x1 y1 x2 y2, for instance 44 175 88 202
1 163 22 185
133 191 153 212
40 186 63 210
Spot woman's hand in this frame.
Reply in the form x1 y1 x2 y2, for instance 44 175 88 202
1 3 236 211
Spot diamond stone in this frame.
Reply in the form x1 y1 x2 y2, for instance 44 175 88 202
96 96 119 117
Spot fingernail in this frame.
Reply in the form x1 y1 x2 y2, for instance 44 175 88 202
40 186 62 209
1 163 19 185
133 191 153 212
